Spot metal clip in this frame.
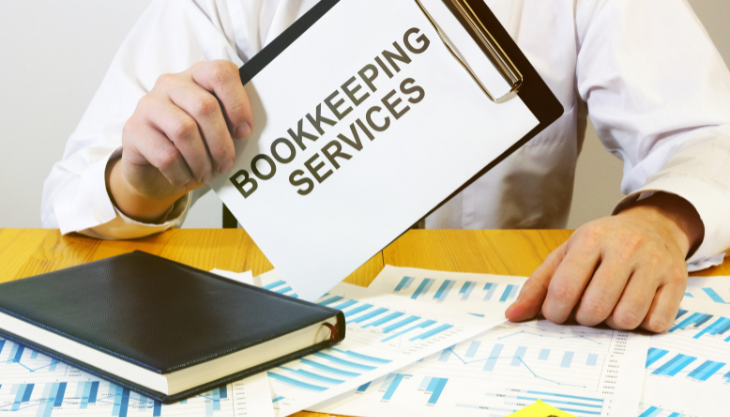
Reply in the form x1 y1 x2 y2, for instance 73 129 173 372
414 0 523 103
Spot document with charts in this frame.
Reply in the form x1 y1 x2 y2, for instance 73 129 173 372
309 266 649 417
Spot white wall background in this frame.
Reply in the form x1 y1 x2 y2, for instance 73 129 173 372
0 0 727 230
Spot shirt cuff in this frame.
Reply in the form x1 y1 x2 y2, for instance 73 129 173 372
613 175 730 268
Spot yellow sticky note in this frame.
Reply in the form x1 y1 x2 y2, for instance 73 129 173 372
507 399 577 417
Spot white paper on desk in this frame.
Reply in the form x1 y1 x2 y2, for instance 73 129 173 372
642 297 730 417
685 275 730 304
210 0 540 301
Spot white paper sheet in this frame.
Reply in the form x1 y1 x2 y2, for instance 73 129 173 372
308 267 649 417
210 0 540 302
685 276 730 304
0 340 275 417
642 297 730 417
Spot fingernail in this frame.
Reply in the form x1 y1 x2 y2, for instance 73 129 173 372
220 159 234 173
234 122 252 140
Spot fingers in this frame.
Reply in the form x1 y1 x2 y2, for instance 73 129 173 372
189 60 253 140
541 236 602 324
139 94 213 183
506 243 566 322
604 268 657 330
166 82 235 174
124 118 193 187
575 253 633 327
640 281 685 333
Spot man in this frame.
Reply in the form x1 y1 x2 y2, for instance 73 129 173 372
42 0 730 333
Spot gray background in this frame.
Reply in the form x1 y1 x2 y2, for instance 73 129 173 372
0 0 727 230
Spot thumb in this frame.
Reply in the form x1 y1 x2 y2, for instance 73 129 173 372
506 243 566 322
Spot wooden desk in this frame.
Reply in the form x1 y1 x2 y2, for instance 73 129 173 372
1 229 728 416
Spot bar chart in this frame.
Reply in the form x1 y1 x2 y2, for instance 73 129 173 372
391 275 521 305
638 404 691 417
684 276 730 305
0 339 68 378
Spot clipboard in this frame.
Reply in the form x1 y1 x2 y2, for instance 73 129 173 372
223 0 563 228
215 0 564 301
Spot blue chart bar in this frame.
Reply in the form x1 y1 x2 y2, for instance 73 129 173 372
411 279 435 300
411 324 452 341
275 286 292 294
725 369 730 383
30 350 38 360
586 354 598 367
272 396 285 403
639 406 663 417
318 296 344 306
268 372 328 392
653 354 697 377
0 339 5 355
357 382 371 393
483 283 498 301
434 280 456 302
670 312 714 332
394 276 415 292
382 319 436 342
511 347 527 366
688 360 726 381
676 309 688 319
280 366 344 385
466 341 481 358
383 315 420 333
153 400 162 417
11 344 24 363
299 358 361 377
332 300 358 311
560 352 574 369
364 312 404 328
381 374 409 401
646 348 669 368
483 344 504 371
351 307 388 324
694 317 730 339
439 348 452 362
263 280 287 290
344 303 372 318
459 281 476 301
500 285 518 302
331 348 392 364
424 377 448 405
538 349 550 361
703 288 726 303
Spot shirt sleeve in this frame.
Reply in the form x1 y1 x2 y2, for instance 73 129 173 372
575 0 730 265
40 0 246 239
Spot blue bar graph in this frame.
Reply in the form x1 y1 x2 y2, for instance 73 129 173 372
560 352 574 368
538 349 550 361
483 283 498 301
351 307 388 324
330 348 392 364
483 344 504 371
670 312 714 332
318 295 344 306
500 285 518 302
411 279 435 299
299 359 361 377
263 280 287 290
357 382 370 393
88 381 99 403
381 374 409 400
153 401 162 416
646 348 669 368
364 312 404 328
411 324 452 341
332 300 358 310
466 341 481 358
383 315 420 333
688 360 725 381
275 286 292 294
586 354 598 367
344 303 372 318
702 288 726 303
0 339 5 354
12 345 24 363
434 280 456 302
30 350 38 359
639 406 663 417
653 354 696 377
424 377 448 405
280 366 345 384
382 319 436 342
459 281 476 301
438 348 452 362
725 369 730 383
676 309 688 319
694 317 730 339
268 372 328 391
54 382 67 407
312 352 377 370
394 276 415 292
511 347 527 366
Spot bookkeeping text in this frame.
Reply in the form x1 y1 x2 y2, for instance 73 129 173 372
229 27 431 198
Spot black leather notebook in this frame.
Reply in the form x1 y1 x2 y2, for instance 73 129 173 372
0 251 345 403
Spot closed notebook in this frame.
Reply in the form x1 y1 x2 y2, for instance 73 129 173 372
0 251 345 403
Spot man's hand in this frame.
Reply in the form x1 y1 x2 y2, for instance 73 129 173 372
107 60 253 223
506 192 704 333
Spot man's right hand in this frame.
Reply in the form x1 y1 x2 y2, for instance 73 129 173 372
106 60 253 223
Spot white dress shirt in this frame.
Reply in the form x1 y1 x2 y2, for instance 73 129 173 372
42 0 730 267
